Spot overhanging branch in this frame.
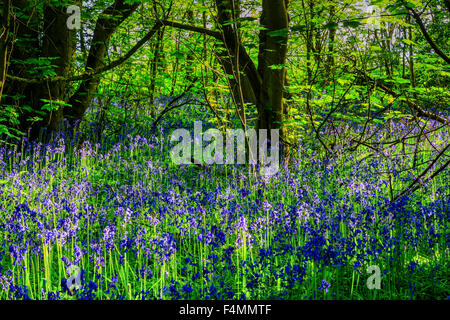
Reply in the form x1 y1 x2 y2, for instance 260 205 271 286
7 19 218 84
351 64 449 125
160 18 262 101
6 21 163 84
409 8 450 65
161 20 221 39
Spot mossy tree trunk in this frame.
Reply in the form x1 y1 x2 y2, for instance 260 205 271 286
256 0 289 141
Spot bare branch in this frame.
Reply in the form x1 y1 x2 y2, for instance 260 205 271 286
394 142 450 201
161 20 221 39
409 8 450 65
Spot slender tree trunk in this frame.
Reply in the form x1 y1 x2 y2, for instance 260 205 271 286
65 0 139 124
325 5 336 84
0 0 11 105
149 27 165 116
408 15 417 99
185 9 196 84
402 25 406 78
304 0 314 85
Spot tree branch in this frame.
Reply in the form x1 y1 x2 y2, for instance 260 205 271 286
393 142 450 201
352 64 449 125
160 18 262 101
66 0 139 122
409 8 450 65
7 19 217 85
161 20 221 39
7 21 163 84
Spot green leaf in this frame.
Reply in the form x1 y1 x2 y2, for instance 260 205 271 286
343 20 362 28
323 22 338 30
41 103 52 112
268 64 285 70
267 28 288 38
393 77 411 84
291 25 307 32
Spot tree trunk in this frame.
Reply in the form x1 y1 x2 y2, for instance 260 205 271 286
149 26 165 117
41 4 76 131
257 0 289 136
65 0 139 124
325 5 336 84
4 0 41 136
7 2 77 139
214 0 258 110
0 0 11 105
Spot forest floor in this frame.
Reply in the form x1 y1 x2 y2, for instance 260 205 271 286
0 104 448 300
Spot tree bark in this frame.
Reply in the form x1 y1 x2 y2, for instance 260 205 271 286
65 0 139 124
149 26 165 116
41 4 76 131
4 0 41 135
324 5 336 84
214 0 258 108
409 8 450 65
0 0 11 106
257 0 290 135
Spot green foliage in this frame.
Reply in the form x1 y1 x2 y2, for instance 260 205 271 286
0 104 23 143
40 99 72 112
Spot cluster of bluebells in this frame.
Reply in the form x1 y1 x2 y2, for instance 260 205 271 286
0 102 448 300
